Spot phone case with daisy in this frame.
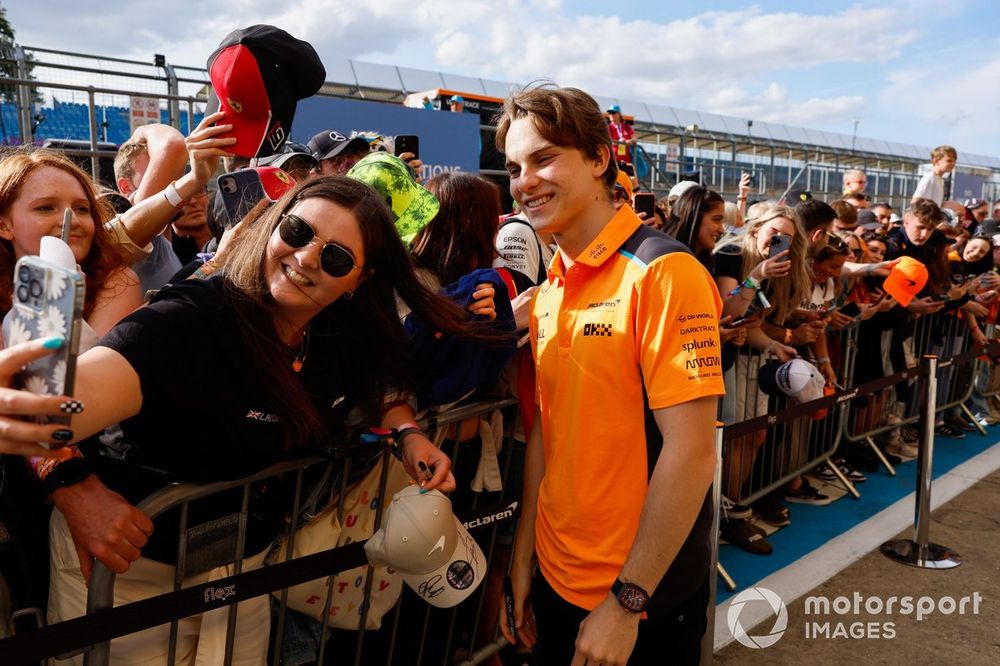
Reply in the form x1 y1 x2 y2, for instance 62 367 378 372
9 254 84 430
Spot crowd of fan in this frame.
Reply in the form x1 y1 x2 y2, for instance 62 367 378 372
0 69 998 664
614 138 1000 556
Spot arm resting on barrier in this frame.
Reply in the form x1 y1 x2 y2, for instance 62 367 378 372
570 396 717 666
380 402 456 493
52 476 152 584
499 408 543 651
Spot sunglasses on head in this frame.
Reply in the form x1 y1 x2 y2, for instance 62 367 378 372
826 233 849 253
278 214 360 278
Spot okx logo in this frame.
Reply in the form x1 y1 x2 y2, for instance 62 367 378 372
583 323 612 337
728 586 788 649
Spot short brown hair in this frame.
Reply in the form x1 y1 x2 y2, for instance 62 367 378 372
907 197 946 227
113 140 148 186
930 145 957 162
494 84 617 190
831 199 858 227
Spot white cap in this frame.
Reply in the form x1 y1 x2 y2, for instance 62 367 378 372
668 180 699 200
364 485 485 608
776 358 825 403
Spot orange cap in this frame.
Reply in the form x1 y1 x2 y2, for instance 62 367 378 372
883 256 928 307
615 169 634 200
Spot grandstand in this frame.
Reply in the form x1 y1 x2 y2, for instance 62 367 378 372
2 44 999 207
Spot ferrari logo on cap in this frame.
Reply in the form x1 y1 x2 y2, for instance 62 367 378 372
275 171 291 184
227 98 243 113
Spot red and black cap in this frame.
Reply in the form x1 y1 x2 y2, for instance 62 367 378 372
206 25 326 158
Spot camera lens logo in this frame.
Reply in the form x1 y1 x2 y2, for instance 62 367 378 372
727 586 788 649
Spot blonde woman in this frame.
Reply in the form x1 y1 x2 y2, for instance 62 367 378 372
712 207 813 542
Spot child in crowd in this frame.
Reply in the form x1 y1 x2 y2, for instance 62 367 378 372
912 145 957 206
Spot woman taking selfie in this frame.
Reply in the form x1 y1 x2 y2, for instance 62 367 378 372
0 174 470 664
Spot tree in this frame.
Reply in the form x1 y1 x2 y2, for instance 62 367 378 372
0 3 41 105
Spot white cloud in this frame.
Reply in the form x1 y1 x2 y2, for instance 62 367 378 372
881 53 1000 155
7 1 932 146
707 83 866 127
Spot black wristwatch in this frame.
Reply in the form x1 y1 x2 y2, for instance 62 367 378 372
611 578 650 613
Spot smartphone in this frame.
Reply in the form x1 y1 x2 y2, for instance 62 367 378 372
838 302 862 317
769 233 792 259
742 171 756 187
217 169 268 229
633 192 656 218
394 135 419 160
9 255 84 433
619 162 635 178
721 315 758 329
931 293 949 302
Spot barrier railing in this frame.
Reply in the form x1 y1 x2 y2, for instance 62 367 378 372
0 396 520 665
839 310 983 477
1 313 993 662
720 322 859 510
717 309 991 590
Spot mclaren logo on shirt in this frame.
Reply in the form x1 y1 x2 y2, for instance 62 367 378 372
583 323 613 337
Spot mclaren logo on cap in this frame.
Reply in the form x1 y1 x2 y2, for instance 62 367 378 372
227 98 243 113
427 535 446 557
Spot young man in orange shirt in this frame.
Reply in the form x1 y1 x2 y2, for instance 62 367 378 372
496 85 724 665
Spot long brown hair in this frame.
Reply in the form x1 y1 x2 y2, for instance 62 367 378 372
411 172 501 285
0 147 126 319
220 175 480 449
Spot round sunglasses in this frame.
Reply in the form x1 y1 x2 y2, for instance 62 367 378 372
278 214 360 278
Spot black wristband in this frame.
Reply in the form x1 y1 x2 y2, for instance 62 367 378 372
392 426 423 460
43 457 94 495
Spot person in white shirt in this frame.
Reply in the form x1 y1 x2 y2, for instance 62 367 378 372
912 145 957 206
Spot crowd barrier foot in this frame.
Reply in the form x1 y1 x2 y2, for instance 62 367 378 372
959 403 988 436
825 457 861 499
717 562 737 592
880 539 962 570
865 436 896 476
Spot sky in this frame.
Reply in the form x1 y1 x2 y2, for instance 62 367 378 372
6 0 1000 158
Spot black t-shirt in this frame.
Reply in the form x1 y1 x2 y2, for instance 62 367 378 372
712 243 743 283
713 243 763 368
87 277 355 562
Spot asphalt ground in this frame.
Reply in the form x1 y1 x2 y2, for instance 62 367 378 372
713 468 1000 665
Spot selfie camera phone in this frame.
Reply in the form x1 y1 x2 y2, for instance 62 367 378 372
10 254 85 433
218 169 269 230
838 302 862 318
769 233 792 259
633 192 656 218
394 135 420 160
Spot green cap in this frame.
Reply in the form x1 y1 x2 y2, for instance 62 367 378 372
347 153 439 244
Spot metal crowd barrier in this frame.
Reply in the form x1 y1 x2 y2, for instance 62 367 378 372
839 310 983 477
719 321 859 511
0 397 520 666
718 307 992 591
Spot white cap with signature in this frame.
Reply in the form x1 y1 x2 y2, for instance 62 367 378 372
364 485 485 608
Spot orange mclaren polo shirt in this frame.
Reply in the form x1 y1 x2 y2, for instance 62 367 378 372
530 205 724 615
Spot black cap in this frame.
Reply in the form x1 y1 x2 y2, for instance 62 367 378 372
784 189 813 205
206 25 326 158
255 141 318 169
308 130 370 161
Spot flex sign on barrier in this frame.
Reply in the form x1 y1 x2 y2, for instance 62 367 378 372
291 96 482 179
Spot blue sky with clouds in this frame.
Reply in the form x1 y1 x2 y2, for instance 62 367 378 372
7 0 1000 158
